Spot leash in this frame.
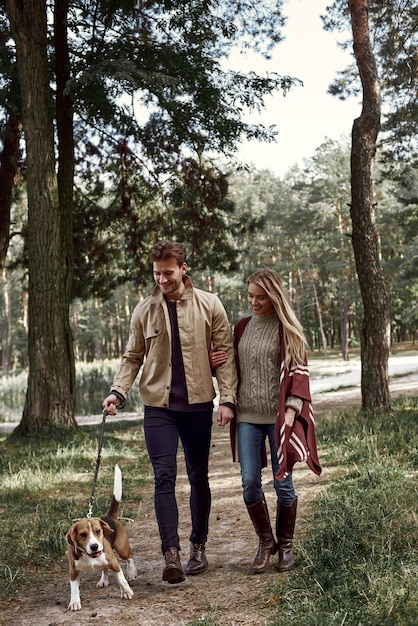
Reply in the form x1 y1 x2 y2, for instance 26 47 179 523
87 408 107 518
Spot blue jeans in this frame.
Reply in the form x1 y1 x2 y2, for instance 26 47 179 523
237 421 296 507
144 406 213 554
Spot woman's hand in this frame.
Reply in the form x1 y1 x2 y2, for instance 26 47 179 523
284 407 297 429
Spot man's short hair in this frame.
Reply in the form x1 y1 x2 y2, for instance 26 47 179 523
148 240 187 266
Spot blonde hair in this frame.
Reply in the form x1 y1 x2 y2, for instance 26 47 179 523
247 269 307 367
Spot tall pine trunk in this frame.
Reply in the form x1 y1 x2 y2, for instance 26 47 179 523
348 0 391 410
0 114 21 274
5 0 77 433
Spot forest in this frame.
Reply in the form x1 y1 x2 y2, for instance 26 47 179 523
3 137 418 368
0 0 417 430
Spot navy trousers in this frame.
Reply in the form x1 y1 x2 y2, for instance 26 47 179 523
144 406 213 554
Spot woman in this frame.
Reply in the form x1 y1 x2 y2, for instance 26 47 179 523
211 269 321 573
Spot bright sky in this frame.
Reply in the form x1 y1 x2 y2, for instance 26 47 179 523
232 0 361 176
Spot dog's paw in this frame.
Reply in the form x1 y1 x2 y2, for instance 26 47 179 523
68 601 82 611
127 560 138 581
96 579 109 589
97 571 109 588
121 586 134 600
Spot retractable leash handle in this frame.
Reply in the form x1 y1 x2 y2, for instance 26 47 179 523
86 408 108 518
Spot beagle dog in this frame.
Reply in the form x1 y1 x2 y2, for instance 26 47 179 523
66 465 137 611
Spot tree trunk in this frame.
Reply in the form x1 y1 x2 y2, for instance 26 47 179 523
0 114 22 274
5 0 77 433
1 268 13 373
336 200 350 361
310 272 327 355
348 0 391 409
340 303 350 361
54 0 77 411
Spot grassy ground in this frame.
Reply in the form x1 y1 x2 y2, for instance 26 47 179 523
1 398 417 625
265 396 418 626
0 420 150 597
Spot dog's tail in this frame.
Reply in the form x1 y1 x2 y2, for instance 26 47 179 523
107 463 122 518
114 463 123 501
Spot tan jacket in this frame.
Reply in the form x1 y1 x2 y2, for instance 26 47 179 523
111 276 237 408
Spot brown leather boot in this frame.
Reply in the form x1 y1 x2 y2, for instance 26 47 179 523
276 497 297 572
185 542 208 575
246 498 277 573
162 547 185 584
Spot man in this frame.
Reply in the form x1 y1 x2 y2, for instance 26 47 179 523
102 240 237 584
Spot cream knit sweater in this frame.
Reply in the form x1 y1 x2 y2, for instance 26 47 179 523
236 314 280 424
236 314 303 424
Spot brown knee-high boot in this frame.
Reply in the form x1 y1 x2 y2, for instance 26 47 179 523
276 497 297 572
246 497 277 573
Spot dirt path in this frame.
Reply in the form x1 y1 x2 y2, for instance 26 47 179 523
2 380 417 626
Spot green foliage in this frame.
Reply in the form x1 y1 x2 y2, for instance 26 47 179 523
3 138 418 368
218 141 363 349
266 398 418 626
2 0 417 358
0 359 144 421
0 371 27 421
0 420 150 599
64 0 296 293
75 359 144 415
269 467 417 625
323 0 418 166
1 0 298 300
317 397 418 468
67 144 418 356
167 159 240 273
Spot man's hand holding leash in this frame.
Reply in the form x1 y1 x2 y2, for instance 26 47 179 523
102 393 123 416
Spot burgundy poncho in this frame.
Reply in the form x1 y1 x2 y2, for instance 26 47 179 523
231 316 321 480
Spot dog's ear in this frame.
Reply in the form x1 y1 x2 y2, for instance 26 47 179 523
66 527 76 546
66 526 81 557
100 519 115 537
